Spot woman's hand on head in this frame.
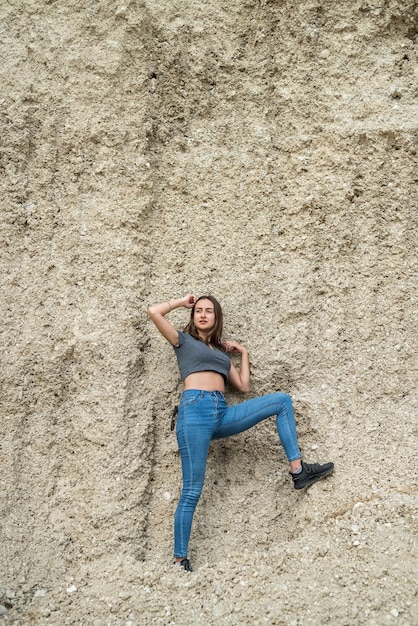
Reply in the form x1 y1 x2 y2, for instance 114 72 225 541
182 294 196 309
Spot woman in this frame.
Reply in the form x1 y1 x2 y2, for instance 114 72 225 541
148 294 334 572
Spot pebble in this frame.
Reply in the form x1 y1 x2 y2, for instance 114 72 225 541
0 606 8 615
119 591 132 600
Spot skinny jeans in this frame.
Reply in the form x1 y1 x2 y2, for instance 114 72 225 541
174 390 301 557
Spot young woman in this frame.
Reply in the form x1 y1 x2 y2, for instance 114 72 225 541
148 294 334 572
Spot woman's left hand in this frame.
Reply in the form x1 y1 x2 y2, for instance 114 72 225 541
224 340 247 355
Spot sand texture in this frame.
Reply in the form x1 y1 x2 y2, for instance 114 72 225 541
1 1 417 624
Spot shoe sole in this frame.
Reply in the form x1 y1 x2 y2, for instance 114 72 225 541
294 466 334 490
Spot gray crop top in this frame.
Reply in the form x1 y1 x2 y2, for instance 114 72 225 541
173 331 231 383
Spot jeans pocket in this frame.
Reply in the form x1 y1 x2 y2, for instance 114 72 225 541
181 391 203 407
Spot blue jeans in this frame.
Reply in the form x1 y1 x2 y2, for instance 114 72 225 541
174 390 302 557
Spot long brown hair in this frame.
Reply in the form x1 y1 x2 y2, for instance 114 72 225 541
183 295 224 349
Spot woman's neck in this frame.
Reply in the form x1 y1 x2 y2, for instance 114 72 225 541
198 332 211 343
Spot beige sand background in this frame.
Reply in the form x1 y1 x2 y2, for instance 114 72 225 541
1 1 417 624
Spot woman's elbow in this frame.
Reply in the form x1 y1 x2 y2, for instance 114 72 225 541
240 383 250 394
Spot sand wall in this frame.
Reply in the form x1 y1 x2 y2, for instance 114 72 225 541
1 1 417 624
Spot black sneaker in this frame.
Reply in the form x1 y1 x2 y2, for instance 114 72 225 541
174 558 193 572
291 460 334 490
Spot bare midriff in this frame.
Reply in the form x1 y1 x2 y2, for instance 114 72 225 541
183 371 225 393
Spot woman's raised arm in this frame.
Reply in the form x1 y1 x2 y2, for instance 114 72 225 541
147 294 196 346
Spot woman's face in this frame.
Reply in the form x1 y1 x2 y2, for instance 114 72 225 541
193 298 216 335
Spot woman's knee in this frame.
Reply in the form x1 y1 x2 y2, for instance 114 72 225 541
272 392 294 417
273 392 292 406
180 484 204 507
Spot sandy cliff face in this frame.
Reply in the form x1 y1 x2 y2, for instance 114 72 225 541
1 1 417 624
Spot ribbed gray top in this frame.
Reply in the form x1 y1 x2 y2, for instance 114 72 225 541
173 331 231 382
